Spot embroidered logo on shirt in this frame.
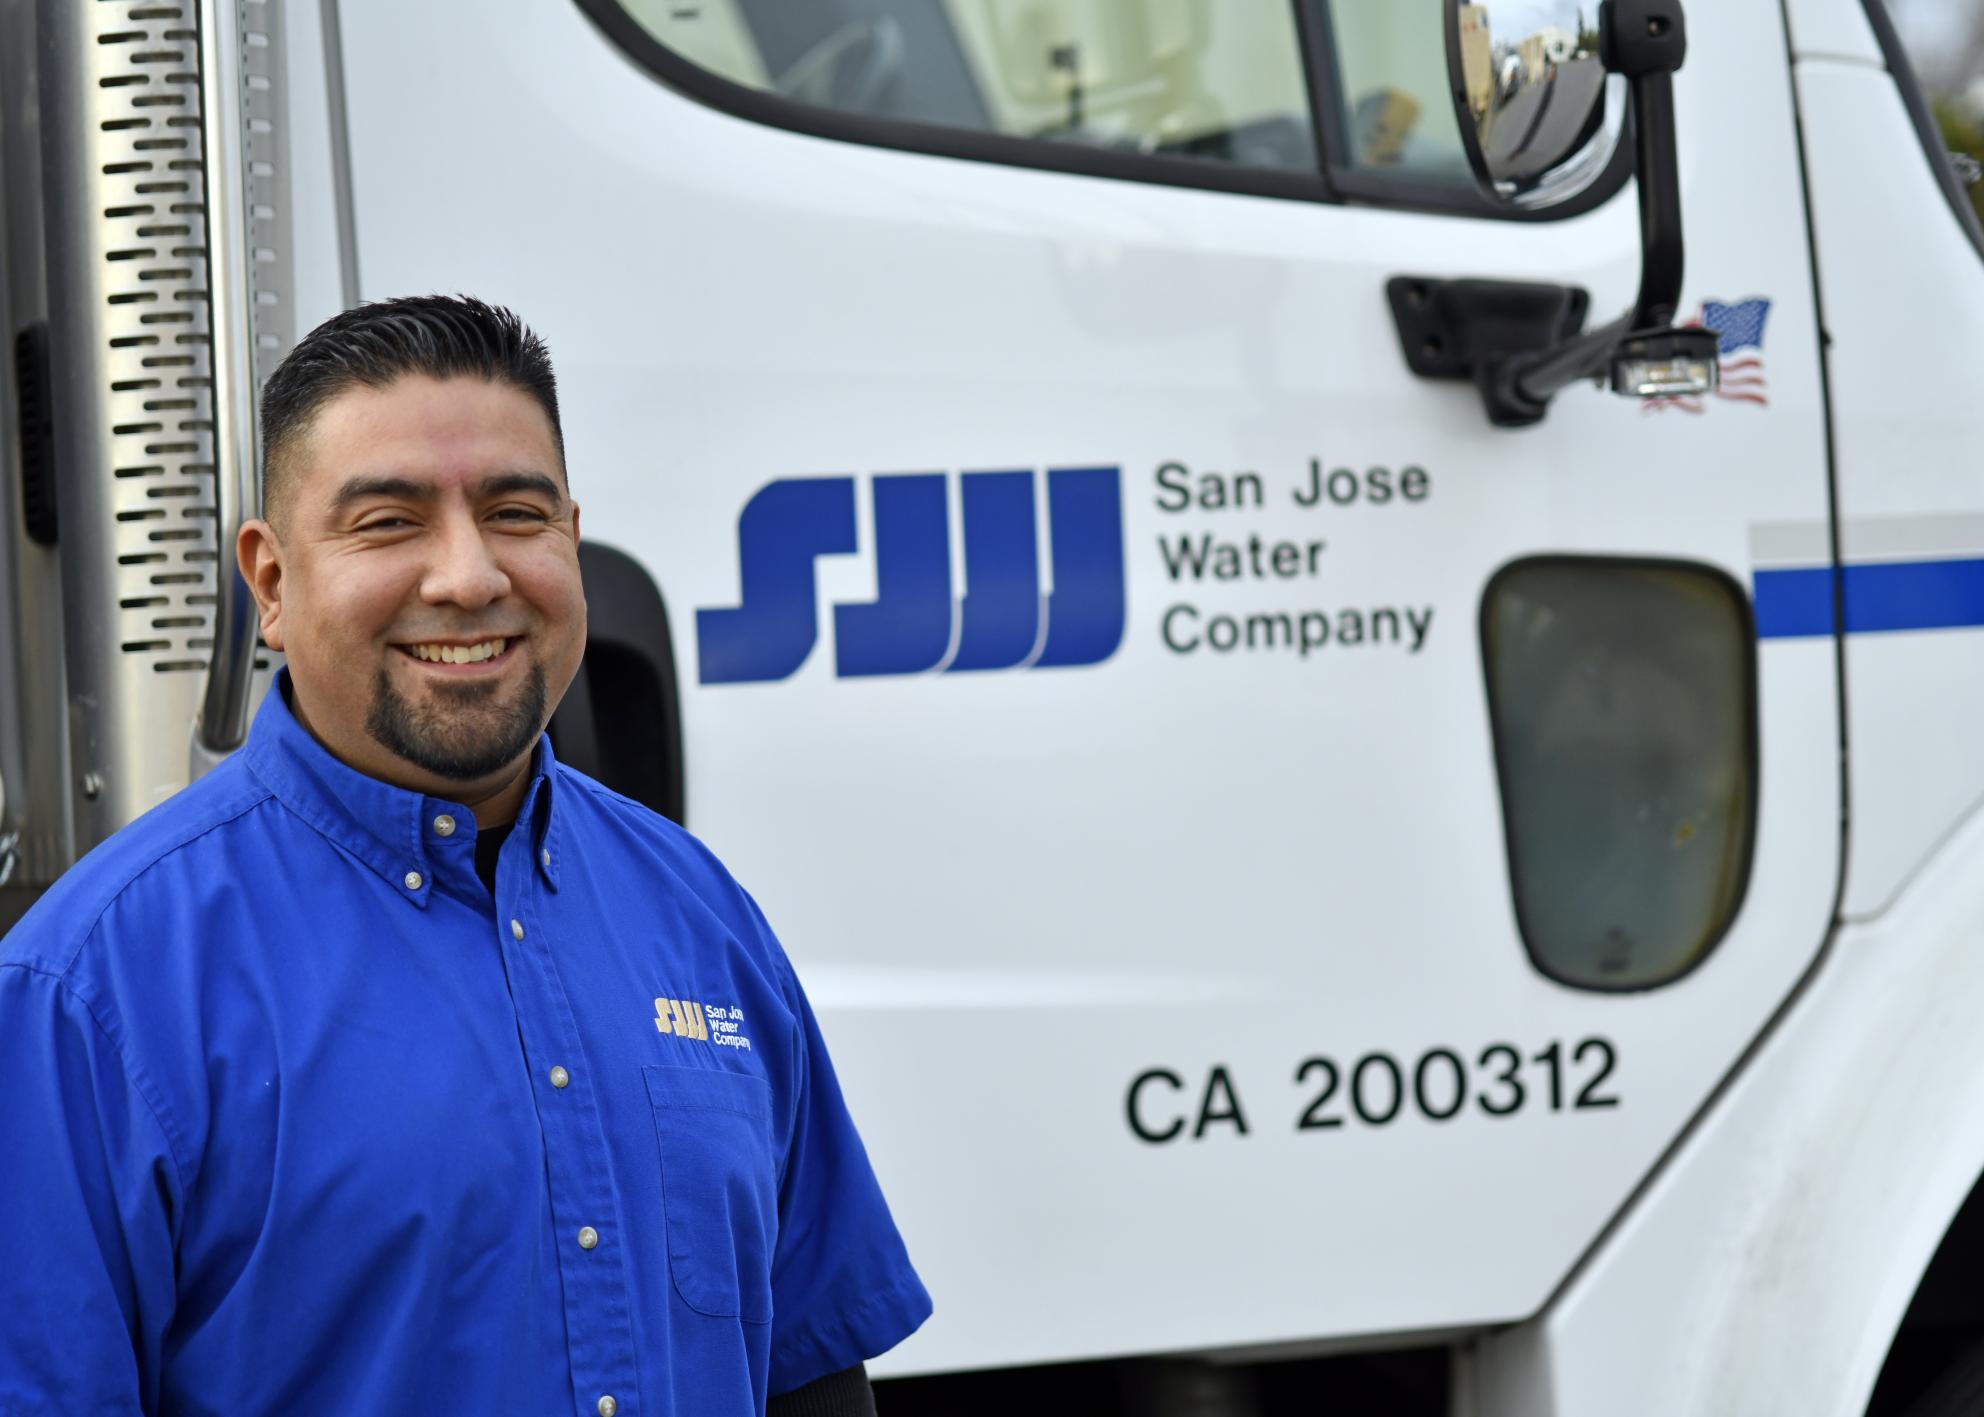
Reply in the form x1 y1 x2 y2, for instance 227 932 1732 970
653 997 753 1051
654 997 709 1041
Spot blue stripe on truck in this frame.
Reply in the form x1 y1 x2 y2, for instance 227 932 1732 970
1754 558 1984 638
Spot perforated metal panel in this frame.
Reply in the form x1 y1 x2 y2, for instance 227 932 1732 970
35 0 289 848
93 3 224 675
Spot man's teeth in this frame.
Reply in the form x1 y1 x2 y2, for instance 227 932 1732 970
409 639 507 664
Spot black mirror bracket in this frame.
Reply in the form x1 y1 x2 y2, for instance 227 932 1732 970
1387 277 1592 429
1394 0 1711 427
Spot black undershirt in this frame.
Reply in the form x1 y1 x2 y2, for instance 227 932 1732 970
768 1365 876 1417
474 821 512 894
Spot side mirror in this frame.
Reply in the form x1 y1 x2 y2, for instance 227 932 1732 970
1453 1 1610 201
1388 0 1718 427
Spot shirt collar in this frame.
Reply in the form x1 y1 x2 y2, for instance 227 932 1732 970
242 672 563 907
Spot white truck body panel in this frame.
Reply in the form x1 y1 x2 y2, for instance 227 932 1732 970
1784 0 1883 65
325 0 1854 1375
1795 54 1984 921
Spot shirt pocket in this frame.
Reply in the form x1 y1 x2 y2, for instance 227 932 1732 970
642 1064 777 1323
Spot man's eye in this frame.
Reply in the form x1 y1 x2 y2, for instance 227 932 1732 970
492 506 550 523
358 517 412 532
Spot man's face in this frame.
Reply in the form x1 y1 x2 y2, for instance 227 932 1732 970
240 374 585 809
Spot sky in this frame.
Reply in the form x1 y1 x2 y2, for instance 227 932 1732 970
1487 1 1590 39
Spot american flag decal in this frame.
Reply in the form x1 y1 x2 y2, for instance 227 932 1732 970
1645 297 1771 414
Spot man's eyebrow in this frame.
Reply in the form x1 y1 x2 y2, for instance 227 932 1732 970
333 475 429 508
330 471 566 509
479 471 565 503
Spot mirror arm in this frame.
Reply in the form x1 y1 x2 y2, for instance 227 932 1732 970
1496 312 1636 421
1625 68 1682 329
1604 0 1690 327
1493 4 1692 418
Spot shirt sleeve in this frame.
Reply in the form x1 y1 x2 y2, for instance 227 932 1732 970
0 962 182 1414
764 950 932 1395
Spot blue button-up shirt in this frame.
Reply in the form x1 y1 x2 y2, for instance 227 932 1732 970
0 682 929 1415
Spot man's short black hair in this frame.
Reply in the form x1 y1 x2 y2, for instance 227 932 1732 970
259 295 564 527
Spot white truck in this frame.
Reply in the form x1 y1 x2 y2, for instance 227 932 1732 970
2 0 1982 1412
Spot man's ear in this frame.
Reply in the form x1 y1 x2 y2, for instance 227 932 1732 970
236 517 286 652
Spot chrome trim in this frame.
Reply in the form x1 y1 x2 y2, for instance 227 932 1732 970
194 0 264 756
320 0 360 308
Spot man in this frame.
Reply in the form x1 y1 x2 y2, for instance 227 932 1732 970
0 296 929 1415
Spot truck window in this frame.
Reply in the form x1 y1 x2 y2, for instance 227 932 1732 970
604 0 1317 175
1318 0 1474 189
1869 0 1984 258
583 0 1631 215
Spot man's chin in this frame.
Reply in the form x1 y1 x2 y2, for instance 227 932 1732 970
392 749 533 787
367 662 548 786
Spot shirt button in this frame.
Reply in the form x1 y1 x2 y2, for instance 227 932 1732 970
577 1226 599 1250
597 1398 618 1417
432 814 456 837
511 919 525 941
404 871 423 891
542 848 551 869
549 1066 570 1089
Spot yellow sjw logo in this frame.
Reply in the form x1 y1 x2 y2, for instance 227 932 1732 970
654 997 708 1041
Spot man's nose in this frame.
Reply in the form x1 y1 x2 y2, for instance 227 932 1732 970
420 514 512 609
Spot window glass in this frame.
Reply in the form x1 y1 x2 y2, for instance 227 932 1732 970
1482 559 1756 992
1319 0 1474 186
1881 0 1984 229
615 0 1318 173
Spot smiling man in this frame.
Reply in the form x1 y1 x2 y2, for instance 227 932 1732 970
250 357 585 834
0 297 929 1416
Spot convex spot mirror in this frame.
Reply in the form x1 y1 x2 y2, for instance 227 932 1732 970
1448 0 1621 203
1395 0 1706 425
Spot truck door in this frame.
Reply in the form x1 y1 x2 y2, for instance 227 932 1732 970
332 0 1839 1371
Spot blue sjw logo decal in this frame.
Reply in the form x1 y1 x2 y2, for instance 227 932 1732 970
697 467 1125 684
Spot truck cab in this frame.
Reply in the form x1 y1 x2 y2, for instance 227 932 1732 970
5 1 1984 1412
